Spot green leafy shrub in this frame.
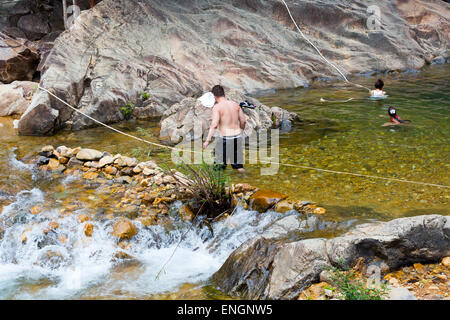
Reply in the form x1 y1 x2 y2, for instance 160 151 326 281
120 102 135 120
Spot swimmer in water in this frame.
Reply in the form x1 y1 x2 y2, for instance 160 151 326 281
382 106 411 126
371 79 387 98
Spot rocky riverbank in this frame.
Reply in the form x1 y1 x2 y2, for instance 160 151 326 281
212 214 450 300
31 144 328 228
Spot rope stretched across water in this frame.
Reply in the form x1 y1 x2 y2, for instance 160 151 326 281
39 86 449 189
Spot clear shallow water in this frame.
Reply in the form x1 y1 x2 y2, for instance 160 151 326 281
0 64 448 299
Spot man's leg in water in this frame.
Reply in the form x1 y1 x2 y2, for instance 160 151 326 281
230 136 245 174
214 137 227 170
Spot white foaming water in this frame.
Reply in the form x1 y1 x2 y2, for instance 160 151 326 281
0 187 285 299
8 147 33 172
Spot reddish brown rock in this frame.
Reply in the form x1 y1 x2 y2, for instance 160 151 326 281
249 190 287 213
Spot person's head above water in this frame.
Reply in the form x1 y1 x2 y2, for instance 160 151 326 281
387 106 397 117
375 79 384 90
212 85 225 102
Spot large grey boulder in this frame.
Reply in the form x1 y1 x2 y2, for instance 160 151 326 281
212 215 450 299
16 0 449 135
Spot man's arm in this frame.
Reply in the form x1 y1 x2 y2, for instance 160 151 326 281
203 106 220 149
238 104 247 130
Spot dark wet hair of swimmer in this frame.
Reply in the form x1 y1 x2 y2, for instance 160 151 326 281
375 79 384 90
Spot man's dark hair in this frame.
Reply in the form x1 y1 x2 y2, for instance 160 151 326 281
212 85 225 97
375 79 384 90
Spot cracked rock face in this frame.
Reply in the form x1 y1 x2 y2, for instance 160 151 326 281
16 0 449 135
211 215 450 299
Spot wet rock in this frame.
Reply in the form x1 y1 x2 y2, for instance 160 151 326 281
114 155 138 167
104 166 118 175
274 200 295 213
112 219 137 240
442 257 450 267
18 92 59 135
56 146 79 158
82 172 99 180
116 176 132 184
0 81 36 116
179 204 195 222
67 157 84 168
211 237 282 299
261 214 302 239
36 156 50 166
98 155 114 168
76 148 103 161
84 223 94 237
313 207 327 215
213 215 450 299
249 190 287 213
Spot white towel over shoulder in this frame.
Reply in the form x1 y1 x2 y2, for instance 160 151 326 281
198 92 215 108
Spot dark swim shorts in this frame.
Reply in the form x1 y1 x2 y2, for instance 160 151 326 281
214 134 244 170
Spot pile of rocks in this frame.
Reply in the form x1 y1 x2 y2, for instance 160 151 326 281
34 145 327 220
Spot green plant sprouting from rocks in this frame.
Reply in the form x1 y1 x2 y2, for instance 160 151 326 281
141 91 149 101
325 264 388 300
120 102 135 120
165 162 232 219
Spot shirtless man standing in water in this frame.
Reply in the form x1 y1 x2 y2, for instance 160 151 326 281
202 85 247 173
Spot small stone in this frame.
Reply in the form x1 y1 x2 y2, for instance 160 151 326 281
442 257 450 267
249 189 287 213
82 172 99 180
48 158 61 170
58 156 69 164
112 219 137 240
116 176 132 184
104 166 118 175
98 156 114 168
143 168 158 176
179 205 195 221
76 148 103 161
84 223 94 237
40 145 55 153
30 206 41 214
67 157 84 168
78 214 90 223
274 200 295 213
313 207 327 215
120 167 134 176
36 156 50 166
413 263 424 273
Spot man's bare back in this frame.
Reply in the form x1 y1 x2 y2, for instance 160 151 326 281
203 85 246 173
214 99 246 137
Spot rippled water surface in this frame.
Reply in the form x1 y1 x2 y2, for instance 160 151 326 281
0 64 448 299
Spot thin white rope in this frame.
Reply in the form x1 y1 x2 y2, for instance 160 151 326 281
280 0 372 92
37 86 450 189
